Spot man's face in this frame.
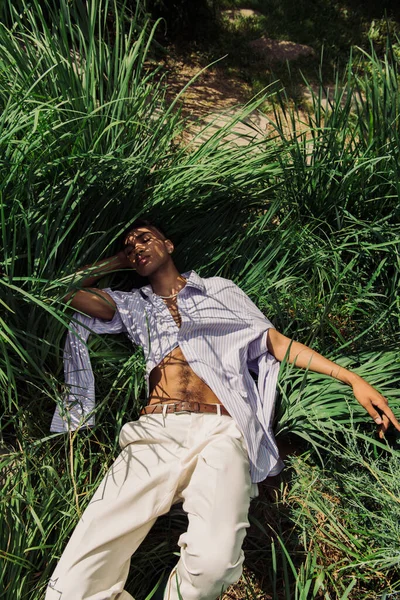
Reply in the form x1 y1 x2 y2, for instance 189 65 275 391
123 227 173 276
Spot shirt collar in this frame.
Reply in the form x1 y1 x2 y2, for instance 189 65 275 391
138 270 206 298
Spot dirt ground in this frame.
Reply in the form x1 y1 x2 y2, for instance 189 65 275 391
162 56 309 147
160 8 322 146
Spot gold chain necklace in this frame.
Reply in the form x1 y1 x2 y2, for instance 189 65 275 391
157 292 178 299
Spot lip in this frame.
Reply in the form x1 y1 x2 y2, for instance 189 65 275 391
136 255 150 266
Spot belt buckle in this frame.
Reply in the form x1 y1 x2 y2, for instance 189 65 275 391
175 401 200 414
172 401 190 415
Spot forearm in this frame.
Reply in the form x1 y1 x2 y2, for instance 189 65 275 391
267 330 360 386
63 253 125 301
267 329 400 436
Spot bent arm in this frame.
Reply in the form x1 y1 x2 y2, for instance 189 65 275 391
267 329 400 438
63 250 132 319
65 288 117 320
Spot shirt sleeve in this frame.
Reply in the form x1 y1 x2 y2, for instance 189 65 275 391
50 288 130 433
226 280 276 363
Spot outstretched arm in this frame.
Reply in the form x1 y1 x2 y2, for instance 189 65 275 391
267 329 400 439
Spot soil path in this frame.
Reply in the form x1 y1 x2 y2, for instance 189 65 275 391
162 21 315 145
164 56 302 146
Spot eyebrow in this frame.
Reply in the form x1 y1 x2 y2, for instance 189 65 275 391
123 231 151 247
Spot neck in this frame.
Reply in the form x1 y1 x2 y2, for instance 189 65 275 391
149 262 186 297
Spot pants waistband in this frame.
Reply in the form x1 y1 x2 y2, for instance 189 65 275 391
140 401 230 417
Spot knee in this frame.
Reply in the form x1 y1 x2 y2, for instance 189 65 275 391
180 547 244 598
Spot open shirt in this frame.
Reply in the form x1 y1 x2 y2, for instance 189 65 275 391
51 271 284 482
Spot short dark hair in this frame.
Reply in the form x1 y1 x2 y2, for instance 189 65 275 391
120 218 168 248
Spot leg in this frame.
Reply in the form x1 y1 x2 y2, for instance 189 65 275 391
46 415 187 600
164 417 254 600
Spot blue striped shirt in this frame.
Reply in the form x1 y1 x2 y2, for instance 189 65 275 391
51 271 283 482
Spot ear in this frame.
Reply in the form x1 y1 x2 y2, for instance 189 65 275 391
165 239 174 254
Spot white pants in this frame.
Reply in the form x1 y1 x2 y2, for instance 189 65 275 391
46 412 258 600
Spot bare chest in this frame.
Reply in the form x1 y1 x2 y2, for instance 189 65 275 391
148 298 221 404
163 296 182 328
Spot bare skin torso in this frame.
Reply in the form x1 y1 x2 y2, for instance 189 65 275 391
147 297 223 406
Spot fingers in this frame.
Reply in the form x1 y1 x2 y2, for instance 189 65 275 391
123 245 133 257
354 381 400 436
378 414 390 439
378 403 400 432
376 405 400 439
362 399 384 425
120 246 136 269
360 394 400 434
382 413 390 432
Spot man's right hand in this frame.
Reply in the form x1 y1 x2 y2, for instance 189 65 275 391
116 246 136 270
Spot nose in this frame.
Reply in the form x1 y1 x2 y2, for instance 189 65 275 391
126 236 144 254
134 241 145 255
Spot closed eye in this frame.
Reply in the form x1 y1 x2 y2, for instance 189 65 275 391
123 232 153 250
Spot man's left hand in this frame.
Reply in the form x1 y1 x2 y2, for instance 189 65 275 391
351 377 400 439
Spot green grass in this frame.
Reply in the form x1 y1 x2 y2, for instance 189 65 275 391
1 1 400 598
285 426 400 598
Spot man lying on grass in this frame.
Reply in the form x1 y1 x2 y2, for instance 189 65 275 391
46 218 400 600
